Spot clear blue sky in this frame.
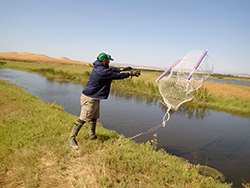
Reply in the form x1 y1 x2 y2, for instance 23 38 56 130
1 0 250 75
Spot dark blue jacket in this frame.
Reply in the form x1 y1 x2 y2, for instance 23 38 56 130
82 60 130 99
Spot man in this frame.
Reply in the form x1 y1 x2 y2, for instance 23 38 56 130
67 52 140 150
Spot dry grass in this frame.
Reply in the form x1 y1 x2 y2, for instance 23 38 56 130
202 81 250 99
0 52 91 66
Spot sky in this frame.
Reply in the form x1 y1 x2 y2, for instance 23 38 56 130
1 0 250 75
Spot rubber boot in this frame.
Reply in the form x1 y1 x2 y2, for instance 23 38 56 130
88 121 97 140
67 122 83 150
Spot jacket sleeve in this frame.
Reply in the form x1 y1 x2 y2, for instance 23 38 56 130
109 67 120 73
103 68 130 80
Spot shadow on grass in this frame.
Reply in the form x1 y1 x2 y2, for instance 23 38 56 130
97 133 120 143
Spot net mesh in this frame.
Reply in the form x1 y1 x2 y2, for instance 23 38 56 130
159 50 213 125
159 75 196 111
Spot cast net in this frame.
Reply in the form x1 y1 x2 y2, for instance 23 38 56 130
116 50 213 145
158 50 213 126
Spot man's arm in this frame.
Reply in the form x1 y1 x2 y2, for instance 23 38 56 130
120 67 132 72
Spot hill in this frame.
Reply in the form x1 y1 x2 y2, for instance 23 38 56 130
0 52 91 66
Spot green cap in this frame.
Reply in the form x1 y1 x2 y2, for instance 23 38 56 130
97 52 114 61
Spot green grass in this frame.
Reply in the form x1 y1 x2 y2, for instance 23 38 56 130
192 88 250 115
0 61 6 65
1 60 250 116
0 80 232 187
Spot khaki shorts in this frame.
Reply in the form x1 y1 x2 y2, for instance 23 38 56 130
79 94 100 122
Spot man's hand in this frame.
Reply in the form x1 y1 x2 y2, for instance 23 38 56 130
130 70 141 78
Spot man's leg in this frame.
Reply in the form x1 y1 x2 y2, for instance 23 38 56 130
67 119 85 150
88 98 99 140
88 118 97 140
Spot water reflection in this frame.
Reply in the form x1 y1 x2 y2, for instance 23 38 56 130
111 88 211 121
176 105 211 120
111 88 159 106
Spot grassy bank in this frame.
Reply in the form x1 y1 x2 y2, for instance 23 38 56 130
0 80 232 187
1 60 250 116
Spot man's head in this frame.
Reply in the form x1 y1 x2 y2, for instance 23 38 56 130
97 52 114 68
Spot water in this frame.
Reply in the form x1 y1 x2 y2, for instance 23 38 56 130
1 68 250 187
206 77 250 86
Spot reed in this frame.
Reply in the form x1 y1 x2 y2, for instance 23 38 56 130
193 89 250 115
195 88 212 102
112 78 159 98
0 61 6 65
